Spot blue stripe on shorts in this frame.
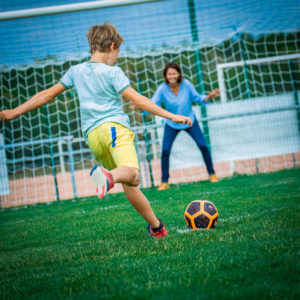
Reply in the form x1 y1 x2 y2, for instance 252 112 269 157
111 127 117 147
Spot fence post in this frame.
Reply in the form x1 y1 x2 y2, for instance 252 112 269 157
289 59 300 136
43 105 59 201
66 136 77 198
137 80 154 187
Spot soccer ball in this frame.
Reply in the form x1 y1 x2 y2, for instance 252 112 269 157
184 200 218 230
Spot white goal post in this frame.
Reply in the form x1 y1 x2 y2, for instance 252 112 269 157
217 53 300 103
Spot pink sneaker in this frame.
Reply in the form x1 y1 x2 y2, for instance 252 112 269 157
148 219 168 238
90 165 114 199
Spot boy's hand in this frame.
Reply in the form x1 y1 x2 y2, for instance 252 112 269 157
129 100 138 110
0 109 18 122
171 115 193 126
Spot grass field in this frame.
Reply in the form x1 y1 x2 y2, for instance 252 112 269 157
0 169 299 299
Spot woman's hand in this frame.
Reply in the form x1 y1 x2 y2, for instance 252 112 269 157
171 115 193 126
0 109 19 122
204 88 220 102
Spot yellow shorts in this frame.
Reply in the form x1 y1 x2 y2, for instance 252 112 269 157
87 122 139 170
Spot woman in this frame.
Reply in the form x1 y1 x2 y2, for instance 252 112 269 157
151 62 220 190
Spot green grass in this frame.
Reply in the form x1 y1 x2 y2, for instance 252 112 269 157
1 169 299 299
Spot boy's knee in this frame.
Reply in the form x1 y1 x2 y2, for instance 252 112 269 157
131 169 140 186
123 167 140 186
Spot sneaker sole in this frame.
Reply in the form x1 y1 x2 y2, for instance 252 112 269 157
90 166 108 199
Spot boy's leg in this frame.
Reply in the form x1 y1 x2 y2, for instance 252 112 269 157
92 165 167 236
90 165 139 198
123 184 167 238
122 183 160 229
110 166 140 186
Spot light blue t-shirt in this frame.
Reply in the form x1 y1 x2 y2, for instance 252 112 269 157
60 61 131 140
150 78 208 129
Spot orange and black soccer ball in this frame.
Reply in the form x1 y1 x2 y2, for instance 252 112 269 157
184 200 218 230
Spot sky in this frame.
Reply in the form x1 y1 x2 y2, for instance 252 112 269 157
0 0 299 67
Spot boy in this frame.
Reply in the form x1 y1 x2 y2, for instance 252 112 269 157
0 23 192 238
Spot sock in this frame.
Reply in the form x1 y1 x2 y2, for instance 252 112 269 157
106 173 114 190
152 220 163 233
102 169 114 190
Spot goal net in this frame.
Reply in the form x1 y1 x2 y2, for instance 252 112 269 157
0 0 299 207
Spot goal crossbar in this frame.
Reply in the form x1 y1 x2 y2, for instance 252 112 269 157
0 0 162 21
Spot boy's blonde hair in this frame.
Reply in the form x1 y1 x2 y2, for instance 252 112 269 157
87 23 124 53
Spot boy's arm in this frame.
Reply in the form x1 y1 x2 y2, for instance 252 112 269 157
122 87 192 126
0 83 65 122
